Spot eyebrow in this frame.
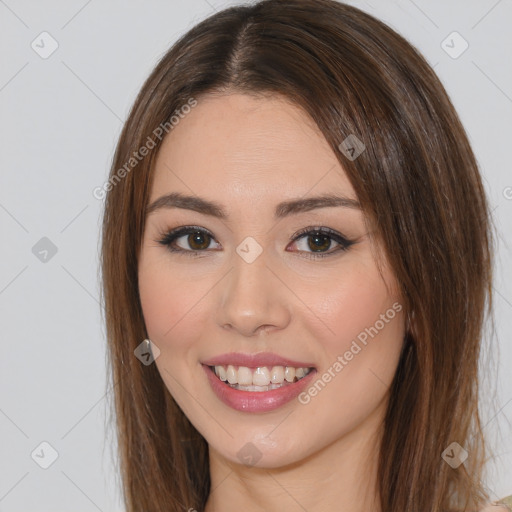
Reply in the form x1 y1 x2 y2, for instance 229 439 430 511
145 191 360 219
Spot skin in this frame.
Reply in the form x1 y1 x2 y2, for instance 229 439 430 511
138 92 406 512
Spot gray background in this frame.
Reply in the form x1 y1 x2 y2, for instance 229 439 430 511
0 0 511 510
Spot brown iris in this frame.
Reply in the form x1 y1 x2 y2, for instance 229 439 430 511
307 232 331 252
187 231 211 250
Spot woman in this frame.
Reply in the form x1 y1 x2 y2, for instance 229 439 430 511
100 0 510 510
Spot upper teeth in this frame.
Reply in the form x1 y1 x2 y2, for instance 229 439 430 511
213 365 312 386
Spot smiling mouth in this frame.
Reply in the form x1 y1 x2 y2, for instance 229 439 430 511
209 364 314 392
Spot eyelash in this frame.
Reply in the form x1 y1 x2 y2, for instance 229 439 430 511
156 225 355 260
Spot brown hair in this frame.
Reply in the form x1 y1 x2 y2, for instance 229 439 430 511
100 1 496 510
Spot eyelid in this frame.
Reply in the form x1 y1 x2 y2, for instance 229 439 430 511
156 225 355 258
156 225 219 251
291 226 353 245
289 226 355 259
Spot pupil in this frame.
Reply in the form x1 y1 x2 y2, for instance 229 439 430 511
189 231 209 250
308 233 330 252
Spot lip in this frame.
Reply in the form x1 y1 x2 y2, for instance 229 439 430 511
202 363 317 413
202 351 315 369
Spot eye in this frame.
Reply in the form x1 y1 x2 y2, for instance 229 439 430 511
289 226 355 260
156 226 219 256
156 225 355 259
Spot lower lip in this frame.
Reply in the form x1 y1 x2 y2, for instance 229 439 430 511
202 364 317 413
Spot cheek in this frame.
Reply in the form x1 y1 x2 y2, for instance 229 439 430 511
290 263 404 457
138 260 174 340
306 256 402 354
138 254 203 346
138 255 206 409
315 265 404 407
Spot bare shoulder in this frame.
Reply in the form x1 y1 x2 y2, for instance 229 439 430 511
479 501 511 512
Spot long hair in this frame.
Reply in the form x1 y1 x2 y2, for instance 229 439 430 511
100 1 496 510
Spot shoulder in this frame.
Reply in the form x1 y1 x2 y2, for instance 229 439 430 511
479 495 512 512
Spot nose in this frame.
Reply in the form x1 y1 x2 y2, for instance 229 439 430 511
215 249 291 338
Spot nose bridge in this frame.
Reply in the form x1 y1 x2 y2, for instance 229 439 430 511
216 239 291 336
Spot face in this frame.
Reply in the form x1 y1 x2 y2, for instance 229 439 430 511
138 92 405 469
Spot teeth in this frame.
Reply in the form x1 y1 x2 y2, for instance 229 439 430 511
253 367 270 386
217 365 227 381
270 366 284 383
284 367 296 382
212 364 312 390
226 365 237 384
238 366 253 386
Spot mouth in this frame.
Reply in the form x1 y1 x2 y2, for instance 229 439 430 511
202 355 317 412
208 364 314 392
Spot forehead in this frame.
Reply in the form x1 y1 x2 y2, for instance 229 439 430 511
150 92 355 203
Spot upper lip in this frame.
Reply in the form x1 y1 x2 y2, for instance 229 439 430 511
202 352 315 369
